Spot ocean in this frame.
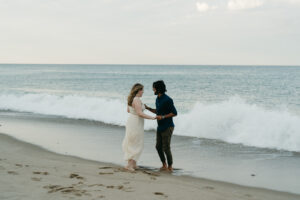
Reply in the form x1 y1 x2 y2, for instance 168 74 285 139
1 64 300 194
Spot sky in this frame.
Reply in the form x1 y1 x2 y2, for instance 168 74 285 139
0 0 299 65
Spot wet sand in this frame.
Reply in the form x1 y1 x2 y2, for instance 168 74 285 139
1 133 299 200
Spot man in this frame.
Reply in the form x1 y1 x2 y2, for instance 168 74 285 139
145 80 177 172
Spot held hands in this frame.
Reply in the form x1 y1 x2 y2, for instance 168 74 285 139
151 115 164 120
156 115 163 120
152 116 161 120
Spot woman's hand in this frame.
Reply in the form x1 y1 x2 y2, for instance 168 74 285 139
156 115 163 120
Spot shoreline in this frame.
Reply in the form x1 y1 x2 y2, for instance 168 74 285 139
1 132 300 200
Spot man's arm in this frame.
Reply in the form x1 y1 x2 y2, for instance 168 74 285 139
145 104 157 114
157 99 177 120
157 113 176 120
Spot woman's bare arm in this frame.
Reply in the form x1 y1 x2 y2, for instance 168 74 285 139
133 98 155 120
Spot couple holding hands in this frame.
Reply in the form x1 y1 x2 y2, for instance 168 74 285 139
122 80 177 172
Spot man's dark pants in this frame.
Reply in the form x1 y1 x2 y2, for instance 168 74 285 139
156 127 174 166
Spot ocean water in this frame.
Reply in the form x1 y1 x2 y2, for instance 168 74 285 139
1 64 300 193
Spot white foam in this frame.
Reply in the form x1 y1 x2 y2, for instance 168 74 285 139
175 97 300 152
1 94 300 152
0 93 128 126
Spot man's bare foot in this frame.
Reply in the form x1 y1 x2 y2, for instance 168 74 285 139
160 166 167 171
159 163 168 171
167 166 173 172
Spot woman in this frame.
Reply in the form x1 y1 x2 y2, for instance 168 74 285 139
122 83 156 171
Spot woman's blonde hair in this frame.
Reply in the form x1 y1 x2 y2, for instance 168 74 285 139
127 83 144 106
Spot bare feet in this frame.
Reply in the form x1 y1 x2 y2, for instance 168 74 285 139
133 160 139 169
125 159 136 172
132 160 139 169
167 166 173 172
124 166 135 172
159 163 168 171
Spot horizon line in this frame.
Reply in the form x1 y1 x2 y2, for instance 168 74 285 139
0 63 300 67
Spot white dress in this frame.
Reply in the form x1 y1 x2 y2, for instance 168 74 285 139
122 100 145 161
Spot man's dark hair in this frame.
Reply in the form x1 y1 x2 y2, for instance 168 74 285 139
153 80 167 95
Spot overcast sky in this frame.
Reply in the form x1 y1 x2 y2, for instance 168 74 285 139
0 0 299 65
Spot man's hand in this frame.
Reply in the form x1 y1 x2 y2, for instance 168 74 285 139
145 105 157 114
156 115 162 120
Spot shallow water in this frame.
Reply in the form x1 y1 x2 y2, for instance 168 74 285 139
1 111 300 194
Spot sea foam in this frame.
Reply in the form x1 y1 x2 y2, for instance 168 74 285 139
1 93 300 152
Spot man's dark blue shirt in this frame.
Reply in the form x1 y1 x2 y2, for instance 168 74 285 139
155 94 177 132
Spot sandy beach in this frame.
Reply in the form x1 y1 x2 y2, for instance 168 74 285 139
1 0 300 197
0 133 299 200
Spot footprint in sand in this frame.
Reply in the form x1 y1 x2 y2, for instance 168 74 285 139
99 166 112 169
33 171 49 175
245 194 252 198
7 171 18 175
15 164 23 167
69 173 84 180
106 185 125 190
43 184 63 192
142 170 160 177
204 186 215 190
99 172 114 175
154 192 168 198
44 184 89 197
118 185 124 190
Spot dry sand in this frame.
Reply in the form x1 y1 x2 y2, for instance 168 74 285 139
1 133 299 200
